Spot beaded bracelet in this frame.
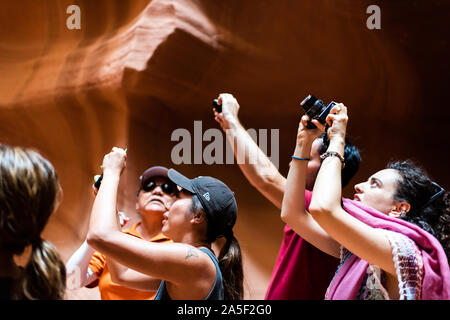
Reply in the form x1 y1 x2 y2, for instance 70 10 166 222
320 151 345 168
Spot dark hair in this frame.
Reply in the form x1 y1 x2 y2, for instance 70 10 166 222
387 160 450 262
0 145 66 299
191 195 244 300
318 133 361 187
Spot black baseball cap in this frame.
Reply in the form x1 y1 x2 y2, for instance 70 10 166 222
168 169 237 239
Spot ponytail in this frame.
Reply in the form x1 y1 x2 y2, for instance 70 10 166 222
218 233 244 300
14 239 66 300
0 145 66 299
191 194 244 300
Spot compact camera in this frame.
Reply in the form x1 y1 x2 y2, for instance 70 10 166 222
212 99 222 113
300 94 336 129
94 174 103 189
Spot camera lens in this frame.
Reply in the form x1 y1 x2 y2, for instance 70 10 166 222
300 95 317 109
301 95 323 118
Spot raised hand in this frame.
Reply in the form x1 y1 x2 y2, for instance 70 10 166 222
213 93 240 131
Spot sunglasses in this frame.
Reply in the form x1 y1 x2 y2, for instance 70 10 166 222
142 180 177 195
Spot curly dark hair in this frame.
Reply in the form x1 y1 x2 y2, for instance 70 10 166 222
387 160 450 262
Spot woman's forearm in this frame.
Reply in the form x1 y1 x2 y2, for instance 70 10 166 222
87 170 122 245
310 137 345 213
226 122 285 209
310 190 397 276
307 107 398 275
281 138 341 257
280 140 312 222
65 240 97 288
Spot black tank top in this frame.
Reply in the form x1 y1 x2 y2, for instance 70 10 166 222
154 247 224 300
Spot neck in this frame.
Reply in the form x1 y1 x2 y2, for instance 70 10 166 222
138 211 165 241
176 232 210 249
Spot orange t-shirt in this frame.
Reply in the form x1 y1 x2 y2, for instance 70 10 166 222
88 222 171 300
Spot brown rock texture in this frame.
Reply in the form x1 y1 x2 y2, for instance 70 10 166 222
1 0 449 299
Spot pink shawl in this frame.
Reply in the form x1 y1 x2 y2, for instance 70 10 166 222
320 196 450 300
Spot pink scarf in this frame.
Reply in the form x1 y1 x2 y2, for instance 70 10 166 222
321 196 450 300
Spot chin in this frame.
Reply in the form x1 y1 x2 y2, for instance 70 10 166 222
145 203 166 212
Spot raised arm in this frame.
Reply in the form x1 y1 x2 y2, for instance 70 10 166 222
280 116 340 258
65 240 98 288
88 180 159 292
214 93 285 209
308 105 397 276
86 148 215 292
66 185 130 289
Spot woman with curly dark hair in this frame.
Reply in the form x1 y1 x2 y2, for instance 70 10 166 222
385 160 449 259
281 104 449 300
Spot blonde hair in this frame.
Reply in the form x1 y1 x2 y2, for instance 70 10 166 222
0 144 66 299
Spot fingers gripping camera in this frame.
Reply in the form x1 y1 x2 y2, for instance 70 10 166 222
300 95 337 129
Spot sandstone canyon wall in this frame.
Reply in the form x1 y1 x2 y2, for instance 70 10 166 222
0 0 449 299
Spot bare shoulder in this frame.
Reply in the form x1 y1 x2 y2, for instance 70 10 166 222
184 245 202 260
178 245 217 285
183 245 215 266
167 245 219 299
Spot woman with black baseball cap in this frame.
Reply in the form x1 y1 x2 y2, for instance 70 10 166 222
87 147 243 300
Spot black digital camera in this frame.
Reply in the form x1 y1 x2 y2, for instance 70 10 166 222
94 174 103 189
300 94 336 129
212 99 222 113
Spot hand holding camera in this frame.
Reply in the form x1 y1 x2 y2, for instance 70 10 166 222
212 93 240 131
92 148 130 228
325 103 348 142
212 99 222 113
296 114 323 147
300 94 348 141
300 94 337 129
102 147 127 176
93 147 128 192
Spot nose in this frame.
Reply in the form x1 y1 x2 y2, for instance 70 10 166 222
152 185 163 196
163 211 169 219
354 182 364 193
